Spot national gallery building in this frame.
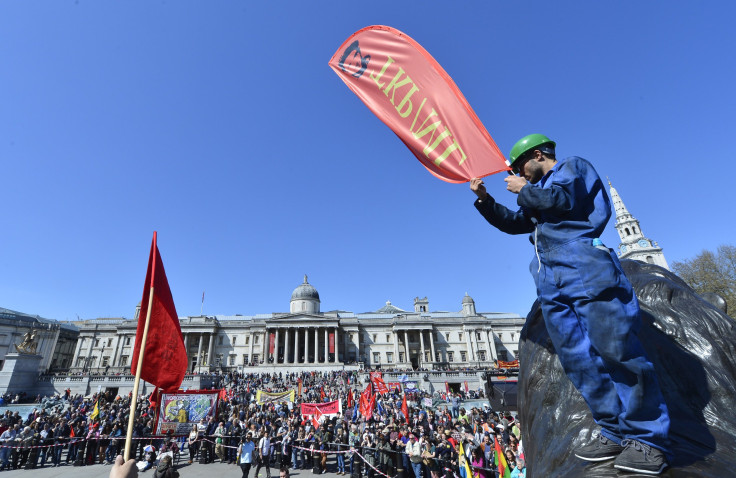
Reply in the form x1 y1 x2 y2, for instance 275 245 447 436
67 276 525 374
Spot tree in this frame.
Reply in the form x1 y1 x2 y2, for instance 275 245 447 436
671 244 736 317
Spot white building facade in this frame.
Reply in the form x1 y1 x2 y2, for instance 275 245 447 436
68 276 525 375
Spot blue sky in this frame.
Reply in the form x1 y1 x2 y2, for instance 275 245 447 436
2 2 734 321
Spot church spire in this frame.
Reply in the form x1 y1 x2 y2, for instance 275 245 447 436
609 179 669 270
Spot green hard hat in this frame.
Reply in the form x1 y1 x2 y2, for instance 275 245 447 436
509 134 556 166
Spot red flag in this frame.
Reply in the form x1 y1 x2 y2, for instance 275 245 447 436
359 385 374 420
149 388 160 409
130 232 188 393
401 393 409 423
312 407 324 429
329 26 508 183
346 389 354 409
370 371 389 395
298 378 303 397
70 426 75 438
320 387 326 401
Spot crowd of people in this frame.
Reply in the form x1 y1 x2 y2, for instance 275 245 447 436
0 370 525 478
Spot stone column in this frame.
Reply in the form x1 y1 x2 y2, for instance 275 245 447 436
247 332 253 365
487 330 498 362
72 336 84 368
274 328 280 363
464 330 474 363
111 335 122 368
356 330 361 363
324 328 329 363
429 330 436 364
393 332 400 365
419 330 426 366
335 327 340 364
262 330 267 362
403 331 409 363
207 333 215 369
196 334 204 373
284 328 291 364
312 329 318 363
86 335 94 371
305 328 311 364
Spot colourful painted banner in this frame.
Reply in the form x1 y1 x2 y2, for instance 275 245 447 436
300 399 341 417
329 25 508 183
153 390 219 435
255 389 296 405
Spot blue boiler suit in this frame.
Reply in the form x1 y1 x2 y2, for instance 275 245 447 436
474 156 670 454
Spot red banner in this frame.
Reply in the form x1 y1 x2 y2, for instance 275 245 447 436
269 332 275 355
370 371 389 395
301 399 341 416
498 359 519 368
329 26 508 183
329 332 335 354
464 381 469 393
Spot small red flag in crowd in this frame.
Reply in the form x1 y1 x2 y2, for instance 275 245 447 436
401 393 409 423
130 232 188 393
346 389 354 409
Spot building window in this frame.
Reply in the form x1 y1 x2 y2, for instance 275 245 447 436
387 352 393 363
373 352 380 363
420 305 426 312
458 333 463 341
246 336 250 345
233 336 237 345
461 351 467 362
95 339 99 347
252 353 260 363
243 354 249 364
435 352 441 362
372 334 377 343
125 337 131 345
511 333 515 341
399 352 405 362
120 356 128 366
76 357 85 367
448 352 454 362
476 332 482 340
254 335 259 344
218 336 224 345
386 334 391 342
479 351 486 361
445 333 450 341
625 227 630 235
229 355 236 366
215 354 222 366
102 356 110 367
108 338 113 347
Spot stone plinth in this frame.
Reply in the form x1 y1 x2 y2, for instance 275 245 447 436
0 353 43 394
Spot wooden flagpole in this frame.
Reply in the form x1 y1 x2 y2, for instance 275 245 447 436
123 233 158 462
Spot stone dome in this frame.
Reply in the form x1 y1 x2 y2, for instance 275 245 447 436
462 292 475 304
291 275 320 301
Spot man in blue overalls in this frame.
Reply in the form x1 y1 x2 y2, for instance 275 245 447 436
470 134 670 475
